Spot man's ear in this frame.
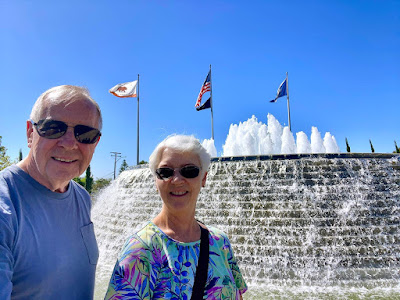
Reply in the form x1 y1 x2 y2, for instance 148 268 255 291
93 135 101 147
26 120 34 148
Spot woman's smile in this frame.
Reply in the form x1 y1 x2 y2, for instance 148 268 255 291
170 191 188 196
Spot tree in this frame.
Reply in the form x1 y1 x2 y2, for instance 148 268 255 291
395 141 400 153
139 160 147 165
85 165 93 194
345 138 351 153
369 140 375 153
92 178 112 194
119 159 129 174
0 136 13 171
19 149 23 161
73 177 85 187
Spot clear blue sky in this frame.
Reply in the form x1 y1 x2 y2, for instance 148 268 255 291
1 0 399 179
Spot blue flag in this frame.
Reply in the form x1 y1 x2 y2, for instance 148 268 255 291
270 78 287 103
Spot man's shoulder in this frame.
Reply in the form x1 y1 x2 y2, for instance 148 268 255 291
0 166 20 235
70 180 90 194
0 166 20 213
69 180 91 203
0 165 39 194
0 165 19 182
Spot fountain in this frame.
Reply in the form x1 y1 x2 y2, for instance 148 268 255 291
92 115 400 299
203 114 340 157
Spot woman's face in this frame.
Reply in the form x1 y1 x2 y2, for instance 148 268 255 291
155 147 207 215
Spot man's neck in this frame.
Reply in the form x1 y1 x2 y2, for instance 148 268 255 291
17 159 70 193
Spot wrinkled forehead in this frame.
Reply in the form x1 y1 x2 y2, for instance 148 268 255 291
41 96 95 111
40 98 100 126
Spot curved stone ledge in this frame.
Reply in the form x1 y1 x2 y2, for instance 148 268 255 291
211 153 400 162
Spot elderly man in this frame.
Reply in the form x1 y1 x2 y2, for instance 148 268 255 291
0 85 102 299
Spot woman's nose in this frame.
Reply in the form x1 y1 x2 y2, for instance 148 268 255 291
170 171 184 183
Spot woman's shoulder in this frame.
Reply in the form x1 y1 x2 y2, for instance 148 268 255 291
117 221 164 261
202 224 231 242
119 222 156 249
126 221 161 243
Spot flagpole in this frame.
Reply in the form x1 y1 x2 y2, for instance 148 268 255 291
137 74 140 165
210 64 214 140
286 72 292 132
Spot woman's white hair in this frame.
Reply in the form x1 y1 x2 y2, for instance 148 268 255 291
149 134 211 176
30 85 103 130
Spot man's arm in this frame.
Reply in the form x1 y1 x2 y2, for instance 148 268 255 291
0 177 15 300
0 214 14 300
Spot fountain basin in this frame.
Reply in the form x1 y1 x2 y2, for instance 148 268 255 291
93 153 400 299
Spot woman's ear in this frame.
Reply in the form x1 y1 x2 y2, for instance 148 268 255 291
154 179 159 193
201 172 207 187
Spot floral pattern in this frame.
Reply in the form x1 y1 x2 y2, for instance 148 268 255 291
105 222 247 299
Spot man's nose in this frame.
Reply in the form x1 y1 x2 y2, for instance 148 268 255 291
57 127 78 148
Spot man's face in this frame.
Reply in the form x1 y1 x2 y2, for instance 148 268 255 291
26 98 100 192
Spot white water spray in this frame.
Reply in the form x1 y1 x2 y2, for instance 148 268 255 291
202 114 339 157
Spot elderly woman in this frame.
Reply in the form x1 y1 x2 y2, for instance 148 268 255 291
105 134 247 299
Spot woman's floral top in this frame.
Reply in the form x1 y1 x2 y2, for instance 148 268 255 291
105 221 247 300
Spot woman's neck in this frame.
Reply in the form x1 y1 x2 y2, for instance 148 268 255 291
152 211 200 242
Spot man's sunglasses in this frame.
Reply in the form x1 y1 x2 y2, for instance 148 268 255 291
31 119 101 144
155 165 201 180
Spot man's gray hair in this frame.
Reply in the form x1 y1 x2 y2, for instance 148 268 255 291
30 85 103 130
149 134 211 176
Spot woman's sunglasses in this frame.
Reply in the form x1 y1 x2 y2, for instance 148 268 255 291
31 119 101 144
155 165 201 180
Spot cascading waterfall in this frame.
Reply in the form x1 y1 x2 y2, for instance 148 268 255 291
92 153 400 299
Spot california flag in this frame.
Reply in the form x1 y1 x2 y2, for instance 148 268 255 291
109 80 138 98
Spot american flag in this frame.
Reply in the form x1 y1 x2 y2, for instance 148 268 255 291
195 71 211 108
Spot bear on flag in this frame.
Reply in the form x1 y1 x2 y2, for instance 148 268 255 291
109 80 138 98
